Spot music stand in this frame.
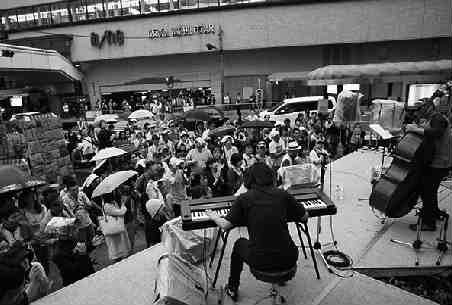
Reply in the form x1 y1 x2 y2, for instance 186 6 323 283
369 124 395 169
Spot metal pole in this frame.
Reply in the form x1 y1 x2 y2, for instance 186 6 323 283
219 26 224 105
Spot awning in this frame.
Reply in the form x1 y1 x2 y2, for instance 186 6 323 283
307 60 452 86
0 43 82 83
268 71 310 82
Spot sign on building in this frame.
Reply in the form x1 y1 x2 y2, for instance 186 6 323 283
148 24 216 39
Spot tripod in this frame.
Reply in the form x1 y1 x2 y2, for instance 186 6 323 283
391 208 450 266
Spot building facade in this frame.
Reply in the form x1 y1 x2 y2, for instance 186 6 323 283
2 0 451 110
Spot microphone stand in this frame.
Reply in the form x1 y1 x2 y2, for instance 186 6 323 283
313 155 337 273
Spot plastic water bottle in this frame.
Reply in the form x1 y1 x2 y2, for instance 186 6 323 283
334 185 344 201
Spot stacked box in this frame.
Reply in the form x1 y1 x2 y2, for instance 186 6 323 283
0 114 73 183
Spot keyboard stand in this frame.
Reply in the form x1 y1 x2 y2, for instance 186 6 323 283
211 229 230 288
296 222 321 279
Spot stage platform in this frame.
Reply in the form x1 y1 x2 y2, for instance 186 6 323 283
33 149 451 305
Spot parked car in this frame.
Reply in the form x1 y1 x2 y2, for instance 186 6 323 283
259 96 336 126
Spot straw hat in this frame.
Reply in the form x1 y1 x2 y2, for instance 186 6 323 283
287 141 301 150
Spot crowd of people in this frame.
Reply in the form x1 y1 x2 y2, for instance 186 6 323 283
0 108 365 305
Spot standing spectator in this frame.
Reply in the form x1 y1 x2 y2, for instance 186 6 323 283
242 143 256 169
222 135 239 168
255 141 273 168
226 153 244 195
118 181 139 253
61 177 95 253
268 129 286 171
97 120 113 150
101 192 131 263
235 92 242 104
186 138 213 171
224 93 231 105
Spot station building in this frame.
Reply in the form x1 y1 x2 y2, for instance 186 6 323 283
1 0 451 112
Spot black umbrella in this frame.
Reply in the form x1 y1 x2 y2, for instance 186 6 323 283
208 125 236 138
182 109 210 121
0 166 27 194
240 120 275 129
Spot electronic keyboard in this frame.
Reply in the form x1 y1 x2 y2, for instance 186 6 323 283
181 188 336 230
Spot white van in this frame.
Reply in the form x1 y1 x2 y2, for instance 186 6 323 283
259 96 336 126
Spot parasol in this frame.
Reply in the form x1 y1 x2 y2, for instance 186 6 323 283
240 120 275 129
208 125 236 138
128 110 153 120
91 147 127 162
92 170 137 198
94 114 119 123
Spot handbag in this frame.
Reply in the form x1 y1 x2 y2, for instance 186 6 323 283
98 203 125 236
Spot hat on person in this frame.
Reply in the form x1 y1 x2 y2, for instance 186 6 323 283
269 129 280 138
287 141 301 150
257 141 266 148
169 157 184 168
195 137 204 145
221 135 233 144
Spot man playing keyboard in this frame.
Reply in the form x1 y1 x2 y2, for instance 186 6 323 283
206 163 308 302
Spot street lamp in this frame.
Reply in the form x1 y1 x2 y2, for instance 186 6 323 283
206 26 224 105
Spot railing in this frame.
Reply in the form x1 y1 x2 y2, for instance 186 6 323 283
1 0 351 33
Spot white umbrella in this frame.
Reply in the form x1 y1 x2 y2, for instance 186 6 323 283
91 147 127 162
92 170 137 198
128 109 153 120
94 114 119 123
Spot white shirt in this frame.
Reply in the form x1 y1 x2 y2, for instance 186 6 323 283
223 145 239 167
186 147 213 169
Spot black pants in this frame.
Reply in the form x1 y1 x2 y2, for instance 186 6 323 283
144 216 165 247
420 167 449 225
228 238 251 289
228 238 297 289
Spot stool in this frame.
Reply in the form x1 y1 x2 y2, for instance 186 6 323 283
250 265 297 305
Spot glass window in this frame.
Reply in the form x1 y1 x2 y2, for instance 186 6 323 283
17 7 36 29
180 0 198 10
142 0 159 13
36 5 52 26
105 0 123 17
158 0 172 12
85 0 105 20
198 0 218 8
51 2 71 24
121 0 141 16
69 0 87 22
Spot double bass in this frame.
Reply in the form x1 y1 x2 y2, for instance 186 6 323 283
369 127 434 218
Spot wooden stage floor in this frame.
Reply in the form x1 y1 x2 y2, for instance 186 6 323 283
33 149 451 305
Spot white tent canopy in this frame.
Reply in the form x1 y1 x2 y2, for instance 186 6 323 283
307 60 451 85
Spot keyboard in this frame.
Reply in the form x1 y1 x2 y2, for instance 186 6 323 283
181 188 336 231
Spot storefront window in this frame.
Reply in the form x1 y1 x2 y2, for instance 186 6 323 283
121 0 141 16
51 2 71 24
180 0 199 10
158 0 172 12
17 7 36 29
4 11 19 30
36 5 52 26
105 0 123 17
142 0 159 13
68 0 87 22
85 0 105 20
198 0 218 8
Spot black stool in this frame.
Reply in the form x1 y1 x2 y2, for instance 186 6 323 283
250 265 297 305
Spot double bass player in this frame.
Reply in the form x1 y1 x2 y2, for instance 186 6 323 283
405 99 452 231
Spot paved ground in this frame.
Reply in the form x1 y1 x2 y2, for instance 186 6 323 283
36 149 450 305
